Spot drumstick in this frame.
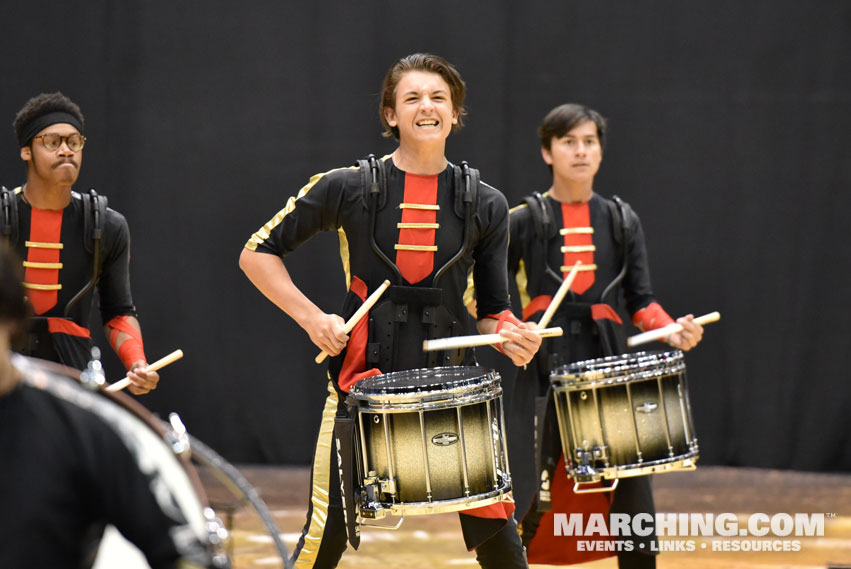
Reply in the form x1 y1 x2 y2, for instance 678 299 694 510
626 311 721 347
314 279 391 364
105 349 184 392
423 327 563 352
537 261 581 329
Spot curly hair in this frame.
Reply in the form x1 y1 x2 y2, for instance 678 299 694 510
13 91 85 146
0 245 27 329
379 53 467 140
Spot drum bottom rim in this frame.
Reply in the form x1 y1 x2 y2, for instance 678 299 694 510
571 453 699 483
360 483 512 518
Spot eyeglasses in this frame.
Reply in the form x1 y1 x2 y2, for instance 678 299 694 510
33 133 86 152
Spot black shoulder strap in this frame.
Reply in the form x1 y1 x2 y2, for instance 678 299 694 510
608 194 636 248
358 154 387 211
598 194 638 304
1 186 20 246
64 189 108 315
452 161 479 219
522 191 557 241
80 188 107 254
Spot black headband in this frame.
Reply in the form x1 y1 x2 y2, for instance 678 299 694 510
18 111 84 147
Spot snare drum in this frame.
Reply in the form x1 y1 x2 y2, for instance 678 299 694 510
348 366 512 518
550 350 698 483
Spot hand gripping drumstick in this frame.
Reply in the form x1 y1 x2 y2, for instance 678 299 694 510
537 261 581 329
423 327 564 352
626 311 721 347
106 349 184 392
314 279 391 364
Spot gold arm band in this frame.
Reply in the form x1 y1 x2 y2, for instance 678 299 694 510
22 261 64 269
394 244 438 252
560 245 596 253
23 282 63 291
399 203 440 211
25 241 64 249
397 222 440 229
560 227 594 235
560 264 597 272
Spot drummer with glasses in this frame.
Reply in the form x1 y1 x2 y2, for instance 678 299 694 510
240 53 541 569
502 103 704 569
3 92 159 394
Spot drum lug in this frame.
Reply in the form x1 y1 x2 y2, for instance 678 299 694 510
380 477 397 495
203 507 229 546
573 444 609 483
574 444 608 465
361 471 397 518
166 412 192 456
80 347 106 389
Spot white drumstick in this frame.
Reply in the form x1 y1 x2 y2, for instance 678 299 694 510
106 349 184 392
538 261 581 329
627 311 721 347
315 279 391 364
423 327 563 352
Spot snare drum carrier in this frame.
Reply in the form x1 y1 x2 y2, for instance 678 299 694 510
332 157 511 546
338 155 481 374
520 191 637 369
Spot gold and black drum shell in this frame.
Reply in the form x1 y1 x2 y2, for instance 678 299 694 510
550 351 699 480
349 366 511 514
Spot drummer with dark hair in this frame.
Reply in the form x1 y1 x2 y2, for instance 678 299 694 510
240 53 541 568
504 103 704 568
0 244 223 568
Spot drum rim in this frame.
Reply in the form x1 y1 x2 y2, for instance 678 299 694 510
551 350 685 386
362 482 513 517
12 354 219 557
350 365 501 405
570 452 700 482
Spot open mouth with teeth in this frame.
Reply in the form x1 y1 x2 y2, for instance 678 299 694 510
417 119 440 127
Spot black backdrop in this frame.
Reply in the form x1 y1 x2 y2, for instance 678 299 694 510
1 1 849 472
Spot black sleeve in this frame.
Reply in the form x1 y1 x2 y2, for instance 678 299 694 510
244 167 352 257
621 208 659 315
473 183 513 319
98 209 138 323
507 205 527 283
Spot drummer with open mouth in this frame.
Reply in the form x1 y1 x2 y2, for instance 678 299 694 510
240 53 541 569
502 103 704 568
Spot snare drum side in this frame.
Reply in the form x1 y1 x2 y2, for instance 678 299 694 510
551 351 699 482
350 367 512 516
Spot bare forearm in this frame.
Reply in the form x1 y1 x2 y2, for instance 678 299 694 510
238 248 323 328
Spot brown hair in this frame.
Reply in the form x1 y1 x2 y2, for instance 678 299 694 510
379 53 467 139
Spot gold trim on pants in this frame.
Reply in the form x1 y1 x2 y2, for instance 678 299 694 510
294 380 339 568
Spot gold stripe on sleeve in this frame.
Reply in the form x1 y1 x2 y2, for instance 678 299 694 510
338 227 351 290
516 258 531 309
244 167 355 251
